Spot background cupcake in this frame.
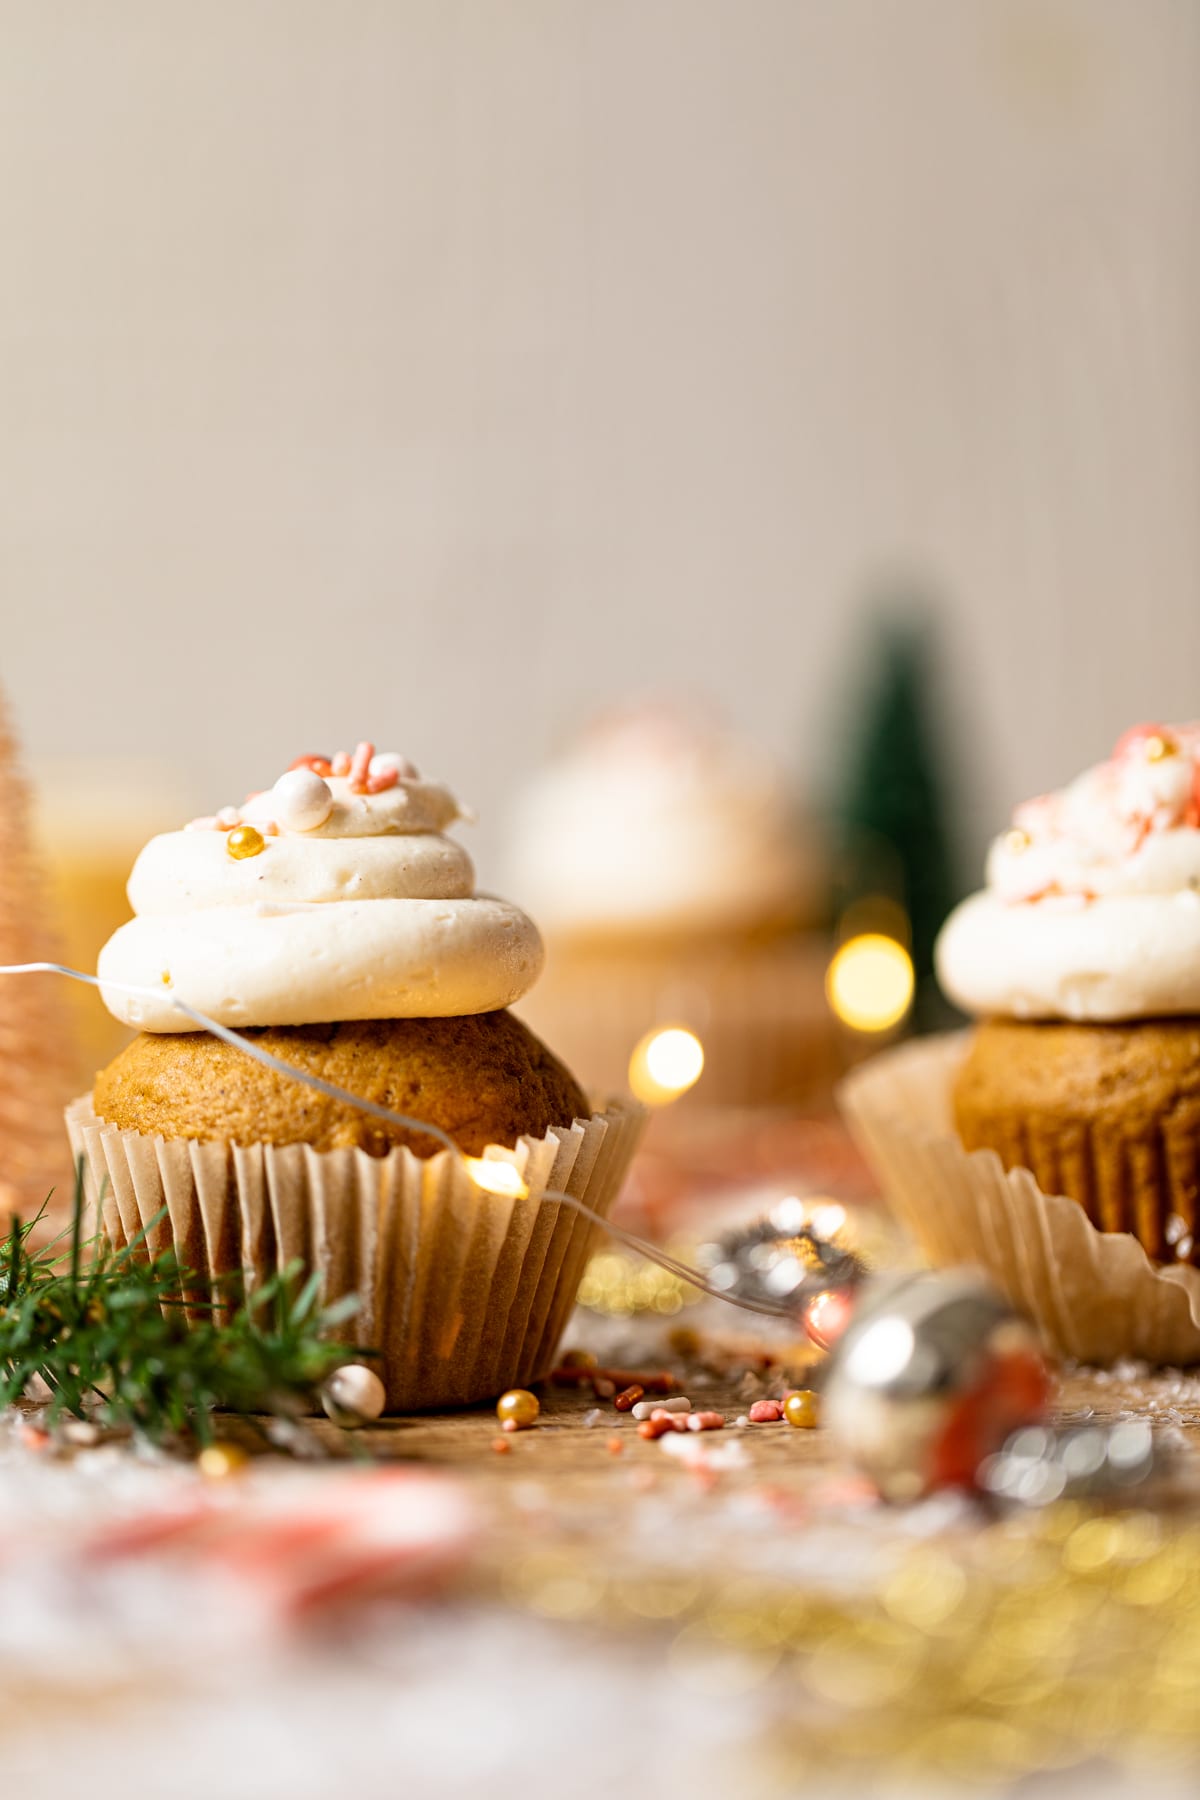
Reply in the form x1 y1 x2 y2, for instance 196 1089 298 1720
69 742 643 1409
937 721 1200 1267
841 722 1200 1366
505 702 839 1109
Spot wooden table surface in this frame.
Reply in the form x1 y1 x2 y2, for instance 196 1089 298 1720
308 1339 1200 1515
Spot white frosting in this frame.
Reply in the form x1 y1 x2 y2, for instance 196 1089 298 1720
101 897 543 1029
937 722 1200 1020
98 756 543 1030
937 889 1200 1020
128 828 475 913
505 708 816 936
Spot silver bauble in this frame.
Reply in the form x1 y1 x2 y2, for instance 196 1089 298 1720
822 1269 1048 1502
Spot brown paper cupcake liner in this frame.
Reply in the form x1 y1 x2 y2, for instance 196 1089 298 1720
838 1033 1200 1367
66 1096 645 1410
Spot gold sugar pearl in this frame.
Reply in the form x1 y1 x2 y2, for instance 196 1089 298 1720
1145 732 1177 761
1003 829 1031 855
496 1388 540 1430
198 1443 248 1479
784 1390 819 1429
226 824 266 860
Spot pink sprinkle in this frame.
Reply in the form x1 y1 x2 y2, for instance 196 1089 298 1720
365 768 400 794
347 741 375 793
748 1400 783 1424
686 1412 725 1432
331 751 352 777
215 807 240 830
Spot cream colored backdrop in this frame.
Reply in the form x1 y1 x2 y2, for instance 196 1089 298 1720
4 0 1200 875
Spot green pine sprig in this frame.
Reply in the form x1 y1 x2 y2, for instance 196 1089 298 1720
0 1162 364 1448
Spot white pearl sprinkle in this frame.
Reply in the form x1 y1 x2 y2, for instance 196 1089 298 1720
321 1364 387 1427
272 768 334 833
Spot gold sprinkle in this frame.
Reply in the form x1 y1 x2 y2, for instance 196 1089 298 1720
226 824 266 860
1004 828 1031 854
197 1443 248 1479
1145 732 1176 761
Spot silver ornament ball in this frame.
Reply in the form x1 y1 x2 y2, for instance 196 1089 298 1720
822 1269 1048 1503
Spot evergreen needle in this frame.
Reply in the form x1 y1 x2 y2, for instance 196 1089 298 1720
0 1162 365 1447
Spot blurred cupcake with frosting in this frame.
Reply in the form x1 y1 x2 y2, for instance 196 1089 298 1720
841 720 1200 1366
505 702 839 1109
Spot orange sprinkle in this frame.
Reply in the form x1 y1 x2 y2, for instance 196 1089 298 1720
638 1417 682 1440
606 1436 624 1456
491 1437 511 1455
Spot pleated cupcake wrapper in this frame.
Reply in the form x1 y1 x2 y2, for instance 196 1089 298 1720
65 1096 645 1411
520 938 837 1108
838 1033 1200 1368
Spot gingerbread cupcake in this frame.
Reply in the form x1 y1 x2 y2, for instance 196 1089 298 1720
67 742 643 1409
840 723 1200 1366
938 721 1200 1265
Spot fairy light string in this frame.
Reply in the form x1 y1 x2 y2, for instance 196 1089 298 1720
0 962 822 1324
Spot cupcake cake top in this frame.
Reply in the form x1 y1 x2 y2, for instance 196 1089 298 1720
505 703 818 938
937 721 1200 1020
98 742 544 1031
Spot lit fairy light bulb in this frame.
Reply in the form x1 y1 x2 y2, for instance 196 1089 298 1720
628 1026 705 1106
826 934 914 1033
464 1157 529 1200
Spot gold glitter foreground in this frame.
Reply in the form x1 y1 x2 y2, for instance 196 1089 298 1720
488 1499 1200 1783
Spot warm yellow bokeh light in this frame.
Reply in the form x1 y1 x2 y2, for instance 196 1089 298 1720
826 934 914 1033
465 1157 529 1199
628 1026 705 1106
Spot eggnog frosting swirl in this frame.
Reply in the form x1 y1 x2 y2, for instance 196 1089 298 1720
936 722 1200 1021
98 749 544 1031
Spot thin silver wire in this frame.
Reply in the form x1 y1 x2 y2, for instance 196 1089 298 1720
3 962 800 1321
